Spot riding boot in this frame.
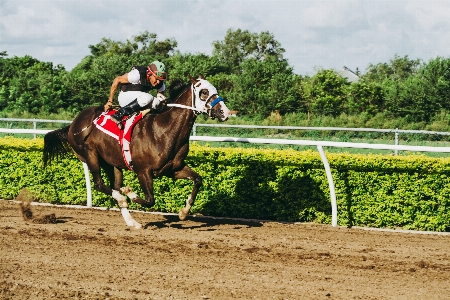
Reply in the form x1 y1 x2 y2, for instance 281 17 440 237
110 99 141 130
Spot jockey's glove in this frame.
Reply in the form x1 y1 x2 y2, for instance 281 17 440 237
156 93 166 102
152 94 166 110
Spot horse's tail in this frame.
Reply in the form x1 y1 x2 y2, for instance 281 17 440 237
43 125 71 168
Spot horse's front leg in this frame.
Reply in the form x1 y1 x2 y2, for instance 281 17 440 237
174 165 202 221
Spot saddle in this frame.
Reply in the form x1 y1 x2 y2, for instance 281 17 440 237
93 109 148 171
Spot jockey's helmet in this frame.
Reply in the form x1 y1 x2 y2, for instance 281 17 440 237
148 61 167 80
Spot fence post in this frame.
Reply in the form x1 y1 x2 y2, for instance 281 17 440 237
83 162 92 207
317 145 338 227
192 123 197 136
395 128 399 155
33 119 37 139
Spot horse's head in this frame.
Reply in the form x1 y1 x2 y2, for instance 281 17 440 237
189 75 230 122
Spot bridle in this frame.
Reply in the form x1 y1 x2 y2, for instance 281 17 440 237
166 79 224 118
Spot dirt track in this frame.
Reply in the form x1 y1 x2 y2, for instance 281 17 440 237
1 200 450 300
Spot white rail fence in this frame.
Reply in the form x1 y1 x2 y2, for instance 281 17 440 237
3 117 450 155
192 123 450 155
0 118 71 139
2 126 450 227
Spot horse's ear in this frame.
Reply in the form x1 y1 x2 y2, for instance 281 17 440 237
199 74 205 80
188 74 196 84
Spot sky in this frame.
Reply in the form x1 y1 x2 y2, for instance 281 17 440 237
1 0 450 76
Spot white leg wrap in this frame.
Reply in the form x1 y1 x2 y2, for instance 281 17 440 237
126 191 139 200
121 208 142 229
120 186 138 201
112 190 128 208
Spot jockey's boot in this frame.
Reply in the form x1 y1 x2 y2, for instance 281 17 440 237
110 99 141 130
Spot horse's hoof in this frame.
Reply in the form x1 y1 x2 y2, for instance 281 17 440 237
124 220 142 229
178 210 188 221
127 220 142 229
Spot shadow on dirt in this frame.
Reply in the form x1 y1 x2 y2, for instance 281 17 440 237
144 214 264 230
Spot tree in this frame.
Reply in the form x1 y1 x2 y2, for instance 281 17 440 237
212 29 285 73
166 53 231 82
378 56 450 122
0 55 68 113
88 31 177 58
346 81 384 117
225 57 301 117
210 29 299 117
417 56 450 111
300 69 349 117
362 54 421 83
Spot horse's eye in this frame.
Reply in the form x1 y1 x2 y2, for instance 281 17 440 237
200 90 209 100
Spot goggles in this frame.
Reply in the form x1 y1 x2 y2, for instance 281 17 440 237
147 65 167 80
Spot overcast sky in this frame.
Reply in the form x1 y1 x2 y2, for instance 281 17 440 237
2 0 450 76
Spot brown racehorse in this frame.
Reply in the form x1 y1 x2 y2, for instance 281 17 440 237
43 75 230 229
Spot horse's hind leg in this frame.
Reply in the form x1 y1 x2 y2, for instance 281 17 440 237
173 165 202 221
88 154 142 229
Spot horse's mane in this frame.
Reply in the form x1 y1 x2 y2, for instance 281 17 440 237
168 79 190 102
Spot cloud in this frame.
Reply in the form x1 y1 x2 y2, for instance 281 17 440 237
1 0 450 75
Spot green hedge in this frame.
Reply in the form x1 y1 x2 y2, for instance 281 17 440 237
1 136 450 232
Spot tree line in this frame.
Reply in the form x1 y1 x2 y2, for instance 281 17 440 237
1 29 450 125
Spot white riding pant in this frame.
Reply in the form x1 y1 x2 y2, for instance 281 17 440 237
118 91 157 108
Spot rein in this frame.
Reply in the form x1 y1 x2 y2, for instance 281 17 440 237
166 104 200 111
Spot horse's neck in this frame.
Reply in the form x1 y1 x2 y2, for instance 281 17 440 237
175 85 193 107
160 84 196 130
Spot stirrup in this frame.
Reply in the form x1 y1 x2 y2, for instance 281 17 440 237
110 99 140 130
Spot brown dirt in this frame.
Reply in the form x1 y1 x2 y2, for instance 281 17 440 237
1 200 450 300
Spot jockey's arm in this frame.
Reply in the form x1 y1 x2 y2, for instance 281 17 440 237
105 74 130 111
157 91 165 99
156 82 166 101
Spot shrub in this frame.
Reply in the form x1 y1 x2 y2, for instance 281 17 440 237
2 137 450 231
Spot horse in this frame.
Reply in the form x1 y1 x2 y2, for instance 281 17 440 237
43 75 230 229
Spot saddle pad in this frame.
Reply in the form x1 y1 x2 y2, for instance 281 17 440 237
93 110 143 170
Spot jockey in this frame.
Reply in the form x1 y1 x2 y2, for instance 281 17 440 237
105 61 167 129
